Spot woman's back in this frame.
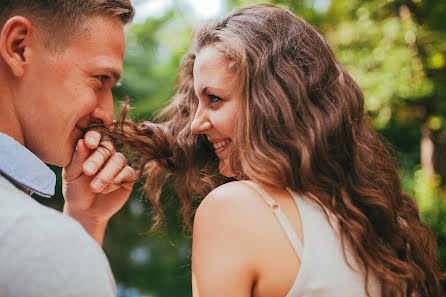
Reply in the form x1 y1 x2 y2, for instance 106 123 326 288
192 181 382 297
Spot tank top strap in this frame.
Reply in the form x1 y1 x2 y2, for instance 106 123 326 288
241 180 304 260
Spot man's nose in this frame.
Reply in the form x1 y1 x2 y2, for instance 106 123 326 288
91 89 114 126
191 105 211 134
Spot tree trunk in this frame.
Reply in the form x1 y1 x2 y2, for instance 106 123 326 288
421 122 435 178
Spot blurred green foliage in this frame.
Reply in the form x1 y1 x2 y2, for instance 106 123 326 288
114 9 193 118
39 0 446 296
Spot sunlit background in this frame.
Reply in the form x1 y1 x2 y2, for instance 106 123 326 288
38 0 446 296
134 0 223 21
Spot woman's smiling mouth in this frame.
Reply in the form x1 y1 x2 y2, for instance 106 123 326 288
211 138 232 155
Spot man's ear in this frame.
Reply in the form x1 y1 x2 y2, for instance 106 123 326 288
0 16 35 78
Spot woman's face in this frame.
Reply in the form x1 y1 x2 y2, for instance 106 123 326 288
191 46 240 177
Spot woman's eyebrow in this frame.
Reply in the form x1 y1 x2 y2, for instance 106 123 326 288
200 87 209 97
200 86 225 96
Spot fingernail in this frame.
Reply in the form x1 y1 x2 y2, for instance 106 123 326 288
87 135 96 143
92 180 104 192
84 162 96 174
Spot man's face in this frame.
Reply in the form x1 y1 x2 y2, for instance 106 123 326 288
15 15 125 166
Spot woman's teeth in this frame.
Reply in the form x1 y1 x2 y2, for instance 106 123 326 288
213 139 231 150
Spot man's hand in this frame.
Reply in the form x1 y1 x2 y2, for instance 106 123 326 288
62 130 135 246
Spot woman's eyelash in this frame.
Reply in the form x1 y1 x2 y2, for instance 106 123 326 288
208 94 222 103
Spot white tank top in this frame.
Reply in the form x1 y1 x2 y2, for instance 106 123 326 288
242 181 382 297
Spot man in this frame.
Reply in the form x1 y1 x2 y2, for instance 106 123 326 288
0 1 135 296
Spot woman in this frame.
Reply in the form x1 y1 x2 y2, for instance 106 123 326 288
103 4 442 297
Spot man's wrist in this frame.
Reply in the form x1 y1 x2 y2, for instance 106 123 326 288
63 204 109 246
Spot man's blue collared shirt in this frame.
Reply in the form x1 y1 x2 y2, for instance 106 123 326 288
0 132 56 197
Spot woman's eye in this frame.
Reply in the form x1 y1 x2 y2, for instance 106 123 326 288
208 94 222 103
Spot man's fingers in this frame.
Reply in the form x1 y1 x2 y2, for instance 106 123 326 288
96 165 135 194
84 130 102 150
90 152 126 193
101 185 120 194
114 166 136 191
63 139 90 181
82 140 115 176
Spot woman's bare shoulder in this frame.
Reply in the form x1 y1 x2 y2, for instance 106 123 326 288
208 180 259 198
192 181 264 296
193 180 271 249
192 181 302 297
195 181 265 222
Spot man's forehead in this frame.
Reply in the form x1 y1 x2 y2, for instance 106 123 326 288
66 15 125 51
58 17 126 69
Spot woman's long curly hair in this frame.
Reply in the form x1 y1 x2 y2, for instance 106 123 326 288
100 4 442 296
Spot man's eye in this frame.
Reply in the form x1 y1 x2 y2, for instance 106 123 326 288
96 75 110 83
208 94 222 103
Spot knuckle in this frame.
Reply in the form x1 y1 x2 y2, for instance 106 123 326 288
100 139 115 152
96 146 112 159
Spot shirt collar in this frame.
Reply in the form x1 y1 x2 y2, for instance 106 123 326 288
0 132 56 197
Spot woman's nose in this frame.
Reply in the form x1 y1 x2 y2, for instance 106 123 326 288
191 106 212 134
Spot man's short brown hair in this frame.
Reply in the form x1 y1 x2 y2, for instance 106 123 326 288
0 0 135 50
